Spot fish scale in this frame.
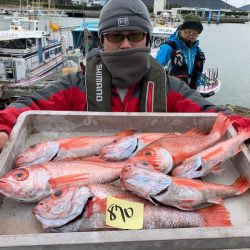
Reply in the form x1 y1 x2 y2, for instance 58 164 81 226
39 184 231 232
120 165 250 211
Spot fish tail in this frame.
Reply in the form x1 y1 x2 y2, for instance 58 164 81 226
115 129 136 137
210 112 231 137
199 204 232 227
232 176 250 195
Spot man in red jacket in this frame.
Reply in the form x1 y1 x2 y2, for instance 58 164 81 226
0 0 249 151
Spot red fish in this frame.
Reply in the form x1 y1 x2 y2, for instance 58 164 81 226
120 164 249 210
100 132 175 161
33 184 232 231
135 113 231 166
15 129 135 167
172 129 250 179
0 160 126 202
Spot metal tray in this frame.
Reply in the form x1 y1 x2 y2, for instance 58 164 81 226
0 111 250 250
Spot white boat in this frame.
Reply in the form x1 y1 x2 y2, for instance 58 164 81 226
150 25 177 58
0 17 66 88
19 9 68 17
197 68 222 98
150 11 182 57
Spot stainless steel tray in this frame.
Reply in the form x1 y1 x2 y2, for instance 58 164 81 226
0 111 249 250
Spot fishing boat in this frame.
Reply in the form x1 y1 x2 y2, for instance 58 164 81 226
0 17 66 91
150 25 177 58
150 10 182 58
197 68 222 98
71 20 100 55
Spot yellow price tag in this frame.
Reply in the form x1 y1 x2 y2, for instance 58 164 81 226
105 196 144 230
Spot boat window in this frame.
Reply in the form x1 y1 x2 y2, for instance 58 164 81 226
55 47 61 55
0 39 26 49
26 38 36 47
45 51 50 59
50 49 56 56
21 21 35 30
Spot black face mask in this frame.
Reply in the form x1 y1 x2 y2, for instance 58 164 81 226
100 47 151 88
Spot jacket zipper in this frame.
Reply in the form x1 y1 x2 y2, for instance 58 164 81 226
146 82 154 112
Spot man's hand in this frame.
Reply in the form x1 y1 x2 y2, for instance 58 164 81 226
0 132 8 152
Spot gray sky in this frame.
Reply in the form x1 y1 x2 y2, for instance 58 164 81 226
222 0 250 7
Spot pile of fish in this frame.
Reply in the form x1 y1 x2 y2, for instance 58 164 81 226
0 113 249 233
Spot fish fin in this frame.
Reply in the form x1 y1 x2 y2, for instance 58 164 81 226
210 164 225 174
202 147 224 162
183 128 206 136
115 129 136 137
172 152 195 165
232 176 250 195
171 156 202 177
176 205 194 211
181 199 196 203
199 204 232 227
84 156 107 163
209 112 231 138
49 173 89 189
207 197 223 204
176 199 197 211
148 195 159 205
150 177 172 196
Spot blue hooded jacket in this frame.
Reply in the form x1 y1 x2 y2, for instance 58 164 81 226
156 30 203 76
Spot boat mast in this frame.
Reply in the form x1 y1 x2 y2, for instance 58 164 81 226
154 0 166 17
48 0 51 33
19 0 22 13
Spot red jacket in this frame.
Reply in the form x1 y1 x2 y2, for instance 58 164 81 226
0 72 239 135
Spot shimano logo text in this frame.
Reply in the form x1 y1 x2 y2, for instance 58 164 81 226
96 64 103 102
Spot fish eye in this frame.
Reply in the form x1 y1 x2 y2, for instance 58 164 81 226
51 188 66 199
54 189 63 197
141 149 155 158
12 168 29 181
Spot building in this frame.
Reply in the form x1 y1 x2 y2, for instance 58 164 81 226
71 0 107 6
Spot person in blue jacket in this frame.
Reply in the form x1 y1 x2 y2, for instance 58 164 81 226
156 14 205 89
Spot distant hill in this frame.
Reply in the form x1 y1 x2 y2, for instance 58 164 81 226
240 4 250 11
142 0 235 9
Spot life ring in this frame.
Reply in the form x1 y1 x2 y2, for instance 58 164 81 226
154 38 162 47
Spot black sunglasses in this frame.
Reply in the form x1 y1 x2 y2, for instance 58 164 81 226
104 32 146 43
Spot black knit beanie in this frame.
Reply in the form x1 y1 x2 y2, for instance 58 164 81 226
179 14 203 34
98 0 153 42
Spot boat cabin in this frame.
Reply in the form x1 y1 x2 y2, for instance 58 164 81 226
71 20 100 55
0 18 64 84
